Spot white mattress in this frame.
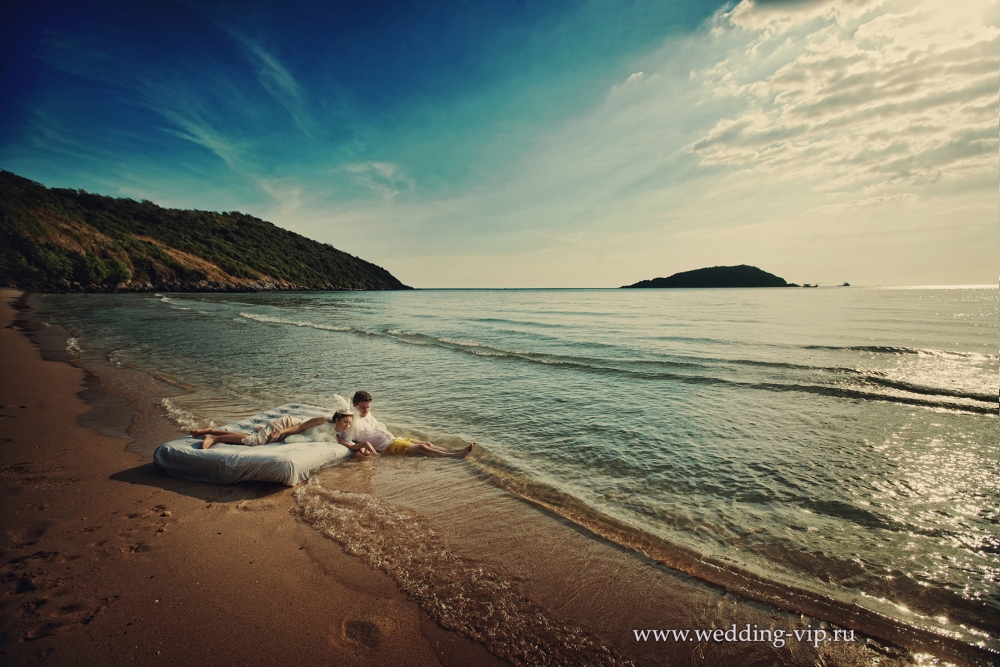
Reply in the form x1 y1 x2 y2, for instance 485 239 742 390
153 403 353 486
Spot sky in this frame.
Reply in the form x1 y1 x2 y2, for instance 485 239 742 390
2 0 997 287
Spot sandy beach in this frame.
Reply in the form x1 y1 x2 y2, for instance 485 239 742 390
0 289 501 666
2 288 990 667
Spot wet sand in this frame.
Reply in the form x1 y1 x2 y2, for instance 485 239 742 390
1 289 982 666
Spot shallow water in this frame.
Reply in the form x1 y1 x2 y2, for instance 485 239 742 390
36 286 999 656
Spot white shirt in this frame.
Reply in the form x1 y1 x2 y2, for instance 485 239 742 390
348 412 394 451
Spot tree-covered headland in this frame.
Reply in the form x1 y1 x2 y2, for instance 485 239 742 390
0 170 411 292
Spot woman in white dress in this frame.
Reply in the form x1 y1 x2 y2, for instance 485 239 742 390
192 395 377 455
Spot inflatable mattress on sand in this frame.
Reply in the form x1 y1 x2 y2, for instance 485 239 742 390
153 403 352 486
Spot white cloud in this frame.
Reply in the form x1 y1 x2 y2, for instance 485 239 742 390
805 191 921 214
689 0 999 193
341 161 416 199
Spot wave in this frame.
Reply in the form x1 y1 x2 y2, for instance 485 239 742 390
463 450 998 664
470 316 588 329
437 336 489 348
239 312 351 332
65 336 81 355
154 294 193 311
389 329 714 369
160 397 215 430
420 342 996 413
860 374 996 403
752 380 996 415
805 345 999 361
472 316 729 348
239 314 997 414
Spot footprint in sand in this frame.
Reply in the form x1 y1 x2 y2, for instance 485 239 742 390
344 619 382 649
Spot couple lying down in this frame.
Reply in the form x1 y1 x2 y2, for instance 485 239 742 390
190 390 474 458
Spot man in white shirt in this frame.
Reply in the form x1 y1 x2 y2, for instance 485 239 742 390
343 390 474 458
348 391 394 451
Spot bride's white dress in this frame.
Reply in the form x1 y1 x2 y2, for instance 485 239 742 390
283 394 351 445
285 421 340 443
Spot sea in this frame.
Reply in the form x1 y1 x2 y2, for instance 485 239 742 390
33 286 999 660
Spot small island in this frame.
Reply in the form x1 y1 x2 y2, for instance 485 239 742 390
622 265 796 288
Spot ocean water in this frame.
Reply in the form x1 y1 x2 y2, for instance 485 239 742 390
35 287 998 656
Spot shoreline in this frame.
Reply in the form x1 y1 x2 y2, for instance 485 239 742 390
2 289 991 666
0 289 497 666
6 284 412 295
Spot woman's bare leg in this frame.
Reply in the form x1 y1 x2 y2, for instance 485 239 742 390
190 428 234 437
200 432 249 449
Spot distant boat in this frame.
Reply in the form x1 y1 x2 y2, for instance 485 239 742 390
802 283 818 288
839 282 850 287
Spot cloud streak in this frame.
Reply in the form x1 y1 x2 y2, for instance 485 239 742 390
689 0 999 192
227 30 314 137
341 161 415 199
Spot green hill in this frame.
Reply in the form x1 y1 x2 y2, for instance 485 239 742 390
0 170 411 292
622 265 794 288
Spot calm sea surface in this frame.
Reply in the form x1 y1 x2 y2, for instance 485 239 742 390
36 287 999 651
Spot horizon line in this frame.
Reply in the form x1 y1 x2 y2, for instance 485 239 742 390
411 284 998 290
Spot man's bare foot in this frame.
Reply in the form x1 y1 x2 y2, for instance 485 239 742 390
201 435 216 449
190 428 212 436
459 442 475 458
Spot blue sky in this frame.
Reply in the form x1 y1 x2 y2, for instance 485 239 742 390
2 0 997 287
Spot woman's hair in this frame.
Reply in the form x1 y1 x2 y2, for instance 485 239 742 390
331 410 353 423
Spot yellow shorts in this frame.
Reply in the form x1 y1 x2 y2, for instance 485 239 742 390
384 438 412 455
